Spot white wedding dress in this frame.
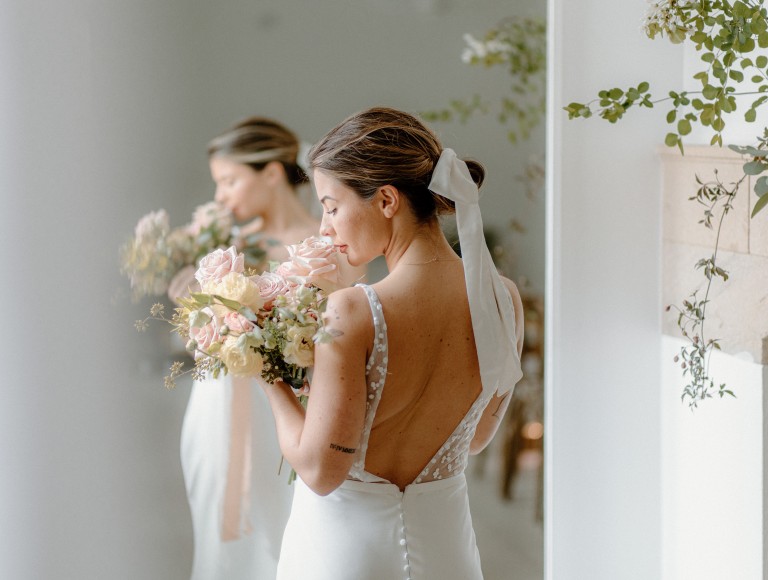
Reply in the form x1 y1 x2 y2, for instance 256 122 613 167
277 285 492 580
181 373 293 579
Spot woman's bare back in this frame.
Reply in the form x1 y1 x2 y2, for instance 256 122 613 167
362 260 485 488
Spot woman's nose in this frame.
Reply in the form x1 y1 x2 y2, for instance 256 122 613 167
319 213 333 236
214 186 225 203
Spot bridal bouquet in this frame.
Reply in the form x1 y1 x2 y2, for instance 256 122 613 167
120 201 267 300
139 237 342 390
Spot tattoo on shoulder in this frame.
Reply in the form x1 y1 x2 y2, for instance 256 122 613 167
329 443 356 454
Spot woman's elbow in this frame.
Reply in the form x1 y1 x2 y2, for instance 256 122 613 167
299 465 348 497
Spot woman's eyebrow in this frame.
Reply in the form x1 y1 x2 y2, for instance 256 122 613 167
318 196 336 204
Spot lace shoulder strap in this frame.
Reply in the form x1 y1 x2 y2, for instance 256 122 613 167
347 284 389 481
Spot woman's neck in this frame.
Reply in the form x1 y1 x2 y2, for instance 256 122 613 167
385 219 459 273
260 183 315 237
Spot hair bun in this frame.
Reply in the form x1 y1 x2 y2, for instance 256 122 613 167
463 159 485 188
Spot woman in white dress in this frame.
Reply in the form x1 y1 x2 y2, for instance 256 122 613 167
259 107 525 579
180 117 321 580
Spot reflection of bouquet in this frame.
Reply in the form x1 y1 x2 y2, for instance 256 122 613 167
139 237 342 390
120 202 267 300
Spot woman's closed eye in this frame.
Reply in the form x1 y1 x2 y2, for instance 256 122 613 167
325 208 337 215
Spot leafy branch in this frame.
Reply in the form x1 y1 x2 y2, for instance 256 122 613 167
422 16 547 144
565 0 768 405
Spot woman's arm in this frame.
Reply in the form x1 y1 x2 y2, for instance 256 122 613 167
259 286 371 495
469 277 525 455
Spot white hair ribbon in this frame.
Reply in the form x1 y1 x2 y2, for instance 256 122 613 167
297 141 313 174
428 148 523 396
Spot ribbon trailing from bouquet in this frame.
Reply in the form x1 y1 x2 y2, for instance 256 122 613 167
428 148 523 397
221 376 254 541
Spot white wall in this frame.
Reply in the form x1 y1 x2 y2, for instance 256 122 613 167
547 1 681 578
661 337 765 580
0 1 544 578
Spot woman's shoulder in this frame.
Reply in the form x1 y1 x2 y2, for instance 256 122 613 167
323 285 375 338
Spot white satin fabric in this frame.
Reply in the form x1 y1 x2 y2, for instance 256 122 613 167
181 374 293 580
428 148 523 397
277 475 482 580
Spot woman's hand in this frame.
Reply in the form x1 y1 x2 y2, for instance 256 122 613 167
167 265 199 306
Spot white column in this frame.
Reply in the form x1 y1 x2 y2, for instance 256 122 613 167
547 1 681 577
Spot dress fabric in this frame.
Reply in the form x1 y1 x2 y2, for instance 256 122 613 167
181 373 293 580
277 284 491 580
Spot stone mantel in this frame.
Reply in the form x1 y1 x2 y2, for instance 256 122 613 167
660 145 768 364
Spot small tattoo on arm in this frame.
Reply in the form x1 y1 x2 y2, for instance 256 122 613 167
329 443 356 454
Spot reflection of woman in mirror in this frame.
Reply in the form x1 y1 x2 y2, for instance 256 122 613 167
180 117 322 580
259 107 525 579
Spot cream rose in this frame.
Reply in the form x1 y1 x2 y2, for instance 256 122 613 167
277 236 341 292
220 336 264 377
282 324 317 368
195 247 244 289
256 271 292 309
208 272 263 311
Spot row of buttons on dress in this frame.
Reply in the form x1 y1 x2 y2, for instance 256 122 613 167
398 506 412 579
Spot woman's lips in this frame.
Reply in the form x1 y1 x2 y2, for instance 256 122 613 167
335 244 348 254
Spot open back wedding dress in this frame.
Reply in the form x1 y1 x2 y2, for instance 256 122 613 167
276 284 497 580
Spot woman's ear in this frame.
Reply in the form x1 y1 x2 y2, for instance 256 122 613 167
263 160 286 185
378 185 401 218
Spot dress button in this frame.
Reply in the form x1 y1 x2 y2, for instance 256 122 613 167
403 564 411 573
399 539 407 546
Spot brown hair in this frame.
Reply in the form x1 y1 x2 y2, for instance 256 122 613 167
207 117 308 186
308 107 485 223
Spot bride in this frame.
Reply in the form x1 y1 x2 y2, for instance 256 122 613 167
259 107 524 579
180 117 357 580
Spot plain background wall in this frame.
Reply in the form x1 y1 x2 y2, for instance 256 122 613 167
0 1 544 578
547 0 681 578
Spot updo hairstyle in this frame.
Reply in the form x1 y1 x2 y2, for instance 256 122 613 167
207 117 308 186
308 107 485 223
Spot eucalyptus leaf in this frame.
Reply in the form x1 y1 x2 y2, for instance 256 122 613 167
752 189 768 216
212 294 245 311
754 175 768 196
743 159 768 174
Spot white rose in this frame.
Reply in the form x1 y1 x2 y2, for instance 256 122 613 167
282 324 317 368
220 336 264 377
209 272 264 311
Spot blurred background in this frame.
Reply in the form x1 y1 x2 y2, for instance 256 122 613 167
0 1 545 578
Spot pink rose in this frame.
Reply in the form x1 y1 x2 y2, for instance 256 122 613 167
277 236 341 292
187 201 233 237
255 271 292 309
190 318 223 359
134 209 170 240
222 311 255 334
195 246 244 289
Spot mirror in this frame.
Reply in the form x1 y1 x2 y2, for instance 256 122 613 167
0 1 545 578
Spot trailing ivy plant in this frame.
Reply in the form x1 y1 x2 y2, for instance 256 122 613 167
422 16 547 144
566 0 768 406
